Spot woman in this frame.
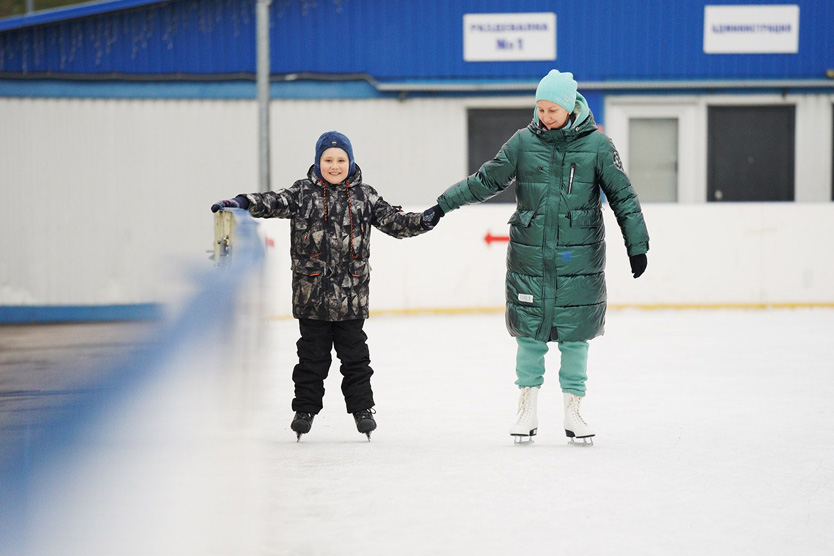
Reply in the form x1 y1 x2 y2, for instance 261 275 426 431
435 70 650 444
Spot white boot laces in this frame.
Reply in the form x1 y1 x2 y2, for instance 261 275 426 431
516 389 533 424
569 395 587 426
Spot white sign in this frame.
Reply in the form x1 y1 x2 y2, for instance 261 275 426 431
704 5 799 54
463 12 556 62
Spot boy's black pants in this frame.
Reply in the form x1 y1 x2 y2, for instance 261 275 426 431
292 318 374 414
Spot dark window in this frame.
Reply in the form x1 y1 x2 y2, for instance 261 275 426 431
467 108 531 203
707 105 795 202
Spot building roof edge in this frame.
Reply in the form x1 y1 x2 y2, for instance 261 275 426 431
0 0 169 32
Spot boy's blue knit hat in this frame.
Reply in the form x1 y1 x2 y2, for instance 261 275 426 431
314 130 355 181
535 70 578 112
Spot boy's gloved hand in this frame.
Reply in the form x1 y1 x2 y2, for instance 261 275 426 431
211 195 249 213
629 253 647 278
421 204 444 230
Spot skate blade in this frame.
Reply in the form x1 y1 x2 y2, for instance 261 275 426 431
567 437 594 447
511 429 537 444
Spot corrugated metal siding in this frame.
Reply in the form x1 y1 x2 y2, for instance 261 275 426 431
1 93 546 305
268 96 472 204
0 0 257 74
0 97 258 305
1 0 831 82
0 94 476 305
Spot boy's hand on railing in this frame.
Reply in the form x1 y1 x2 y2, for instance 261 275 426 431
629 253 647 278
211 195 250 213
421 205 444 230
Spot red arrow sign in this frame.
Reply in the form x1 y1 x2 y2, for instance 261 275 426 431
484 232 509 246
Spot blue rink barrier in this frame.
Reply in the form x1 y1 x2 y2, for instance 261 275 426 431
0 209 264 554
0 303 164 324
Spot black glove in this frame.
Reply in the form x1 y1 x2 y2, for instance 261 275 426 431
421 204 444 230
629 253 647 279
211 195 249 213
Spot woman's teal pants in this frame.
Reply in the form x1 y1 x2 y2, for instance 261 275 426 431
515 336 589 396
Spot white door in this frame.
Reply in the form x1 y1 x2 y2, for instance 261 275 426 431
604 98 702 203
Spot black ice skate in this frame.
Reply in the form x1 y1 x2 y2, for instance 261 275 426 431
353 408 376 441
291 411 315 442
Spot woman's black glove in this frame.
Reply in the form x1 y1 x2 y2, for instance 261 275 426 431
421 204 444 230
629 253 648 279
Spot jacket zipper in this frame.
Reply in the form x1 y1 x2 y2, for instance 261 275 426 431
568 163 576 194
536 147 562 342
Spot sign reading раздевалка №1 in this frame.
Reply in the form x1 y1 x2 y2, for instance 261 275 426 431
463 13 556 62
703 5 799 54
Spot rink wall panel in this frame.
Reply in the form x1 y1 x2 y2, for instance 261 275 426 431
257 202 834 319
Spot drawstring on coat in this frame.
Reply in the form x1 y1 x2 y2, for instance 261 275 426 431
319 179 358 259
321 181 328 221
346 181 359 259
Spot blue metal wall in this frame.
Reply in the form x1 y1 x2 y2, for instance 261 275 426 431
270 0 831 81
0 0 257 74
0 0 830 82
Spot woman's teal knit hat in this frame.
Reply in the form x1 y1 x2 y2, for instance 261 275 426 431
535 70 578 112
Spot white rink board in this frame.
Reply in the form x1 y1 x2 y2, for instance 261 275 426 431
257 202 834 318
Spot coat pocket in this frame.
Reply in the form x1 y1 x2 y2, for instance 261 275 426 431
292 258 325 278
563 209 605 247
568 209 601 228
350 259 370 279
291 258 326 312
507 210 535 227
508 210 541 247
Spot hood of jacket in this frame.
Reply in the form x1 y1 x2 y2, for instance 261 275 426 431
530 91 595 141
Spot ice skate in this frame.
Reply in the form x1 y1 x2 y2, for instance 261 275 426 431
510 387 539 444
353 408 376 441
291 411 314 442
563 393 594 446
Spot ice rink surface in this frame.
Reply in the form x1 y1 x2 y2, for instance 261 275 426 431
16 308 834 555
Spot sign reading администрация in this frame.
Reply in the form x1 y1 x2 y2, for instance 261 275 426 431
704 5 799 54
463 13 556 62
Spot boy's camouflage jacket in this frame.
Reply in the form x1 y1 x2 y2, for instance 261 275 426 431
243 165 427 321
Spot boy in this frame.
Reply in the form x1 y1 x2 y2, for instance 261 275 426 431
212 131 442 440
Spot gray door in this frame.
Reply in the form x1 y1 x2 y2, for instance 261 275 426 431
707 105 795 202
628 117 678 202
467 108 531 204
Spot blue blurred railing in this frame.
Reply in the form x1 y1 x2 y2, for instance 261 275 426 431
0 209 264 554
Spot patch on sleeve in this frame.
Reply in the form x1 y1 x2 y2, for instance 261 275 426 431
611 147 624 171
518 293 534 303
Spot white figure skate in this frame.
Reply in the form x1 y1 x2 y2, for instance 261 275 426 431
510 387 539 444
563 393 594 446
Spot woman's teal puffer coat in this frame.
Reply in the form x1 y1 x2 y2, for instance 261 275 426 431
437 94 649 343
